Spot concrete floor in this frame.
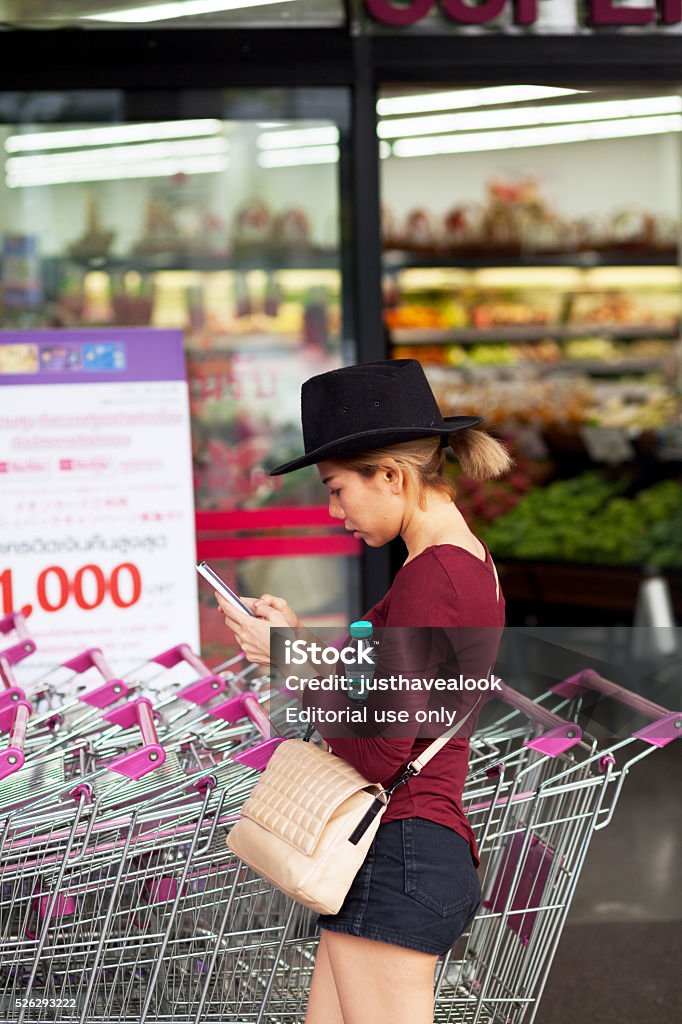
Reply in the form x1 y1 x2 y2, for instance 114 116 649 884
497 626 682 926
568 740 682 924
541 738 682 1022
488 624 682 1021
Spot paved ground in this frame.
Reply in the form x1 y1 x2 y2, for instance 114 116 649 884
541 740 681 1021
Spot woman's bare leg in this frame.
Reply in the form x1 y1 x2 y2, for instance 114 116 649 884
321 929 438 1024
305 930 345 1024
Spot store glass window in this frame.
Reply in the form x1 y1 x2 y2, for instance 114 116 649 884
0 88 360 659
379 83 682 622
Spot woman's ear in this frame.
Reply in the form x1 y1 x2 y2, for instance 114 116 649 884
383 464 404 493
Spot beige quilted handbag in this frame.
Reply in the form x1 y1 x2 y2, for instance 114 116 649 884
227 739 386 914
226 695 483 915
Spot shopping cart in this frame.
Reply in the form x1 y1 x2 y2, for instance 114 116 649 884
2 610 679 1024
152 674 678 1024
1 620 289 1023
0 612 37 669
0 709 282 1023
17 641 271 777
431 672 681 1024
0 612 37 783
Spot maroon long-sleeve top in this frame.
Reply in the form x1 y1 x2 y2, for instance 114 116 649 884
307 543 505 866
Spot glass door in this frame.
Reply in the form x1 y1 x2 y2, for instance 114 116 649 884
378 82 682 624
0 87 360 661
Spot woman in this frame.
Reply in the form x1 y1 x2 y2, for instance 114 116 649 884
216 359 511 1024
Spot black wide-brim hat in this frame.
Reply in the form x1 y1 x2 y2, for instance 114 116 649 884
270 359 482 475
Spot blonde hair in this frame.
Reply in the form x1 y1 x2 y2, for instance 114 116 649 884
339 429 513 510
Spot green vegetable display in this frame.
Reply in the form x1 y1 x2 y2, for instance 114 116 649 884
481 473 682 568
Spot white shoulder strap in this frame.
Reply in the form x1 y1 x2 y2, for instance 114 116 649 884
409 695 482 774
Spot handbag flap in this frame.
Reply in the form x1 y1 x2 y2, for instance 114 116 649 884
239 739 379 856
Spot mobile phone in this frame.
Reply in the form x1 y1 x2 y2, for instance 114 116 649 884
196 561 255 617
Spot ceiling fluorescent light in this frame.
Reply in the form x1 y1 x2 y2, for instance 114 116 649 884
7 155 229 188
257 145 339 168
7 137 229 175
391 114 682 158
83 0 296 23
379 95 682 140
257 126 339 150
377 85 584 118
5 120 224 154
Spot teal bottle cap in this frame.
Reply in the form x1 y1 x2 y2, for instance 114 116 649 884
350 620 373 639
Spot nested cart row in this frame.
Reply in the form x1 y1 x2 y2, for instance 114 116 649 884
1 610 679 1024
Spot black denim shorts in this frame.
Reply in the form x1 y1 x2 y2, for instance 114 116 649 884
318 817 481 956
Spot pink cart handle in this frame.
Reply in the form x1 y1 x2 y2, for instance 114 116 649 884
231 737 286 771
79 677 132 709
209 692 272 738
176 674 228 705
0 657 28 715
552 669 682 748
102 697 167 779
553 669 672 719
0 611 37 665
62 647 113 676
498 683 582 757
59 648 131 708
150 643 212 677
0 699 32 780
499 683 577 731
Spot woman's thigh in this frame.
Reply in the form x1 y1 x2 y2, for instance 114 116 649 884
305 930 344 1024
321 928 438 1024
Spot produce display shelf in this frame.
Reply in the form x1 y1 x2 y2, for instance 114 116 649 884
497 559 682 616
418 357 667 377
410 357 668 378
540 427 682 459
390 324 680 344
383 249 680 271
538 358 670 376
46 251 340 273
186 333 303 353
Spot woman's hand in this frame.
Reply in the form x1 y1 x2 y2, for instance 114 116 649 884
250 593 300 629
216 592 293 666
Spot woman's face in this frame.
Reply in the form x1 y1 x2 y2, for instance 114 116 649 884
316 460 405 547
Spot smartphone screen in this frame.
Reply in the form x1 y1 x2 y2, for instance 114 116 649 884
196 562 255 616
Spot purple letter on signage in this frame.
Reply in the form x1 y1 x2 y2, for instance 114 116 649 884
659 0 682 23
364 0 435 26
514 0 538 23
589 0 655 25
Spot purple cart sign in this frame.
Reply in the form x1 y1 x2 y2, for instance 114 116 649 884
0 325 199 675
0 328 186 385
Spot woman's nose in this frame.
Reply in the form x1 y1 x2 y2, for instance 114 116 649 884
328 495 343 519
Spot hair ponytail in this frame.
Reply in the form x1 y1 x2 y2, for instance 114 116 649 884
447 428 513 481
338 428 512 509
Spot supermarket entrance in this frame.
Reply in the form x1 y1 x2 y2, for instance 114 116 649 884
376 78 682 625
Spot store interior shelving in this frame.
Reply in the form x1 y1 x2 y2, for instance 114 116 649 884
493 558 682 625
382 243 682 610
43 250 340 274
383 248 680 270
385 261 681 386
390 325 679 343
32 255 343 355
